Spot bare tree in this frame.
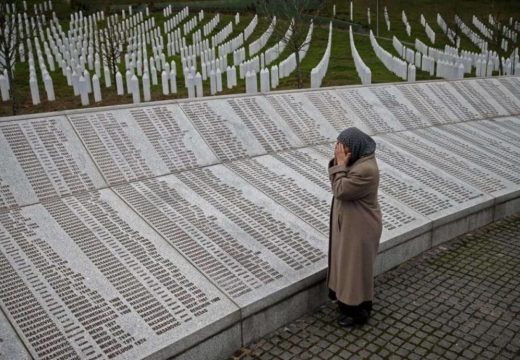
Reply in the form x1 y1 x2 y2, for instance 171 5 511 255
487 1 518 75
256 0 325 88
96 16 123 87
0 0 35 115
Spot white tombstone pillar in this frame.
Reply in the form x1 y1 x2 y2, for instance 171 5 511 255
84 70 92 93
216 68 223 92
92 74 102 102
131 75 140 103
143 72 151 102
44 73 55 101
72 70 80 96
407 64 416 82
209 70 216 95
161 71 169 95
151 65 158 85
271 65 279 89
170 70 177 93
195 72 203 97
260 68 270 92
79 76 89 106
66 66 72 86
226 66 233 89
245 71 257 94
0 75 9 101
187 73 195 98
126 70 133 93
116 71 124 95
104 67 111 88
30 76 41 105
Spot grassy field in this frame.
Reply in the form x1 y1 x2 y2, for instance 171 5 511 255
2 0 520 116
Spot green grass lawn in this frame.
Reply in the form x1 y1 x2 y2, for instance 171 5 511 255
2 0 520 116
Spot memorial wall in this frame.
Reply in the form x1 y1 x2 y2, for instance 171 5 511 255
1 77 520 360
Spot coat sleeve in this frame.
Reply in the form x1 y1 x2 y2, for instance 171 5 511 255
328 163 374 201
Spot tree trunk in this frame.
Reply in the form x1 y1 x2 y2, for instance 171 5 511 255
295 49 302 89
6 63 17 115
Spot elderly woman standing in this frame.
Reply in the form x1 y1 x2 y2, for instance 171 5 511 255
328 127 382 327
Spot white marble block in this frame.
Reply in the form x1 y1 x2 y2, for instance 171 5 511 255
92 74 102 102
143 72 151 102
195 72 203 97
161 71 169 95
79 76 89 106
43 73 55 101
131 75 140 103
30 75 40 105
116 71 124 95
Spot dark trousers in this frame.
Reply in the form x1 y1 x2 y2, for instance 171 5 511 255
329 289 373 318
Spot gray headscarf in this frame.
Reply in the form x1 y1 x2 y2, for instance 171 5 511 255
337 127 376 166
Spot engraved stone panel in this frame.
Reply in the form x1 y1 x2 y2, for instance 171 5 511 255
0 117 106 208
0 310 31 360
374 137 491 222
475 79 520 114
302 90 369 134
69 106 217 185
474 118 520 145
369 85 431 129
334 87 404 133
114 168 326 313
423 82 480 121
496 76 520 100
0 189 235 360
265 93 339 144
393 83 456 125
382 129 519 199
179 96 301 161
449 80 508 117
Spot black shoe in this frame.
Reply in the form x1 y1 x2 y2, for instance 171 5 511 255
354 309 369 325
337 315 356 327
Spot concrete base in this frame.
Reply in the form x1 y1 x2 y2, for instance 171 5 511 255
432 207 495 246
241 280 328 345
494 197 520 221
375 231 432 275
175 324 242 360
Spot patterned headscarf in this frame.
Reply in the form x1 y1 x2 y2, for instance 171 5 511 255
337 127 376 166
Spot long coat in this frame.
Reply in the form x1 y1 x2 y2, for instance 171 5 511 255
327 153 382 306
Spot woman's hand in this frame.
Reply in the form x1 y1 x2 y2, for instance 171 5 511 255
334 143 351 166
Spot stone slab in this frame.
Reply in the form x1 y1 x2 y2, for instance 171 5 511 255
0 116 106 208
334 86 405 134
474 118 520 146
475 78 520 114
113 166 327 318
392 82 459 126
241 280 328 345
449 79 508 118
178 96 302 162
265 92 341 145
421 82 481 122
381 128 519 204
0 189 237 360
431 206 494 246
367 85 431 130
375 135 494 226
67 105 218 185
0 310 31 360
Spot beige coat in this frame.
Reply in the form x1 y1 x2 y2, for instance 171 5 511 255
327 153 382 305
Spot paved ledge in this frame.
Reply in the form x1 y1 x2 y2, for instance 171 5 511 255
230 214 520 360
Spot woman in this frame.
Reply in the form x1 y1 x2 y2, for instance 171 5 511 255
327 127 382 327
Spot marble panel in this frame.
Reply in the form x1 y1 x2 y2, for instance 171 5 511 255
0 190 237 360
68 105 217 185
0 116 106 208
